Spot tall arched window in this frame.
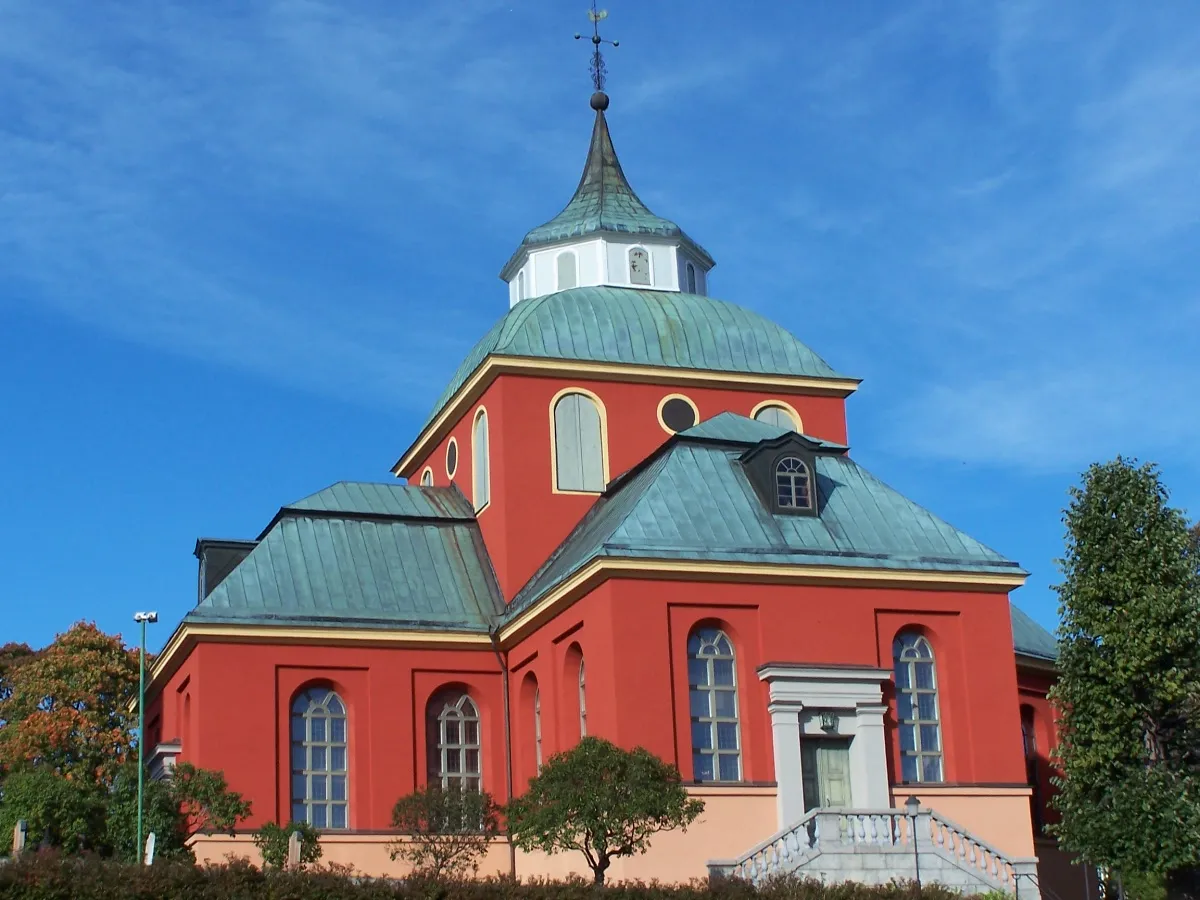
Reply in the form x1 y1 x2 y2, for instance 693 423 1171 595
428 691 481 791
1022 705 1042 830
893 632 943 783
517 270 526 301
754 404 800 431
291 687 348 829
775 457 812 509
553 391 605 492
578 660 588 737
688 628 741 782
557 251 578 290
628 246 651 285
472 408 489 511
686 262 697 293
534 687 543 771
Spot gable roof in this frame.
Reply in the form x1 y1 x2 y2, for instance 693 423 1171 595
680 411 849 451
500 108 712 278
507 415 1025 617
188 482 503 632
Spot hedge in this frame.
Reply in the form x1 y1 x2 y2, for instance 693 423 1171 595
0 853 976 900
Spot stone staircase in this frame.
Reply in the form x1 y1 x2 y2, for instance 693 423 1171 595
709 808 1041 899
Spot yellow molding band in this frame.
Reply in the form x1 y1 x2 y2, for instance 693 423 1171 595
394 355 862 477
497 558 1027 644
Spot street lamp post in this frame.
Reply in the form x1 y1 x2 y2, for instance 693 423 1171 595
134 611 158 865
905 795 922 891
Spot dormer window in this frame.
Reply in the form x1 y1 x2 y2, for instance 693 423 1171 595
686 262 697 293
517 270 527 301
775 457 812 510
740 434 822 517
628 247 651 285
557 251 578 290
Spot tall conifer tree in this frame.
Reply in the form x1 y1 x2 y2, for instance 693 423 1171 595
1050 458 1200 896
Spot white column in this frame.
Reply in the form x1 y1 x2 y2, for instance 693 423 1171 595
769 701 804 828
851 704 891 807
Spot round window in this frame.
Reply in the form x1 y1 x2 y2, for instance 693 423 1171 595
446 438 458 477
660 396 698 433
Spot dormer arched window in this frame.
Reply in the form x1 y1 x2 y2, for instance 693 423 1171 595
775 457 812 510
628 247 651 286
557 251 578 290
686 262 697 293
517 270 526 301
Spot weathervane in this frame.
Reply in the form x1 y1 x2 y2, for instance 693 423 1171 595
575 1 618 96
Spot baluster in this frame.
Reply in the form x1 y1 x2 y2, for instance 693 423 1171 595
968 841 977 867
868 815 879 844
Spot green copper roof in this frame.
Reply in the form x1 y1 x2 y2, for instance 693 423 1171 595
508 416 1024 617
190 482 503 632
415 287 852 438
1011 604 1058 661
501 110 713 276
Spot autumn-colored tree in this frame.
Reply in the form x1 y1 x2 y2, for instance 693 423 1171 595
0 643 36 705
0 622 140 784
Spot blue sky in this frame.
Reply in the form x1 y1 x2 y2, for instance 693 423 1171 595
2 0 1197 652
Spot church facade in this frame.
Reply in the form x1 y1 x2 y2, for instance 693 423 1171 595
143 90 1083 896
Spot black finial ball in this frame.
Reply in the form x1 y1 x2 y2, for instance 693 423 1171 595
590 91 610 111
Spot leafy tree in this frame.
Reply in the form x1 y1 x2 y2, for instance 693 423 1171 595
0 768 107 854
0 643 36 706
1049 458 1200 894
0 622 140 784
254 820 323 869
389 783 501 878
105 761 252 862
506 736 704 884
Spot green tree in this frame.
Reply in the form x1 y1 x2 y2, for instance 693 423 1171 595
0 622 140 784
1049 458 1200 895
0 768 107 854
105 761 252 862
253 820 323 869
506 736 704 884
389 783 501 878
0 643 36 706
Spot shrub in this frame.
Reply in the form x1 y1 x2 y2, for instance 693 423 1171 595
253 819 323 869
389 783 501 878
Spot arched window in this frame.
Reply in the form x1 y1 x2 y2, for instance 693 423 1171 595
534 687 543 771
557 251 578 290
517 270 526 301
893 633 943 783
291 687 348 829
472 409 489 511
578 660 588 737
428 691 481 791
628 246 651 285
1022 705 1042 830
686 262 697 293
688 628 741 782
553 391 605 492
420 467 433 487
754 404 800 431
775 457 812 509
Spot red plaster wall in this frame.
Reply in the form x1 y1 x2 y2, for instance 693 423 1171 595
407 373 850 599
1017 665 1059 829
156 642 505 830
507 578 1029 789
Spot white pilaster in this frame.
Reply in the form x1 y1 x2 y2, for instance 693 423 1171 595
851 704 891 807
769 701 805 829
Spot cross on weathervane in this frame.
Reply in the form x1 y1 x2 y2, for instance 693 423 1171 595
574 1 619 94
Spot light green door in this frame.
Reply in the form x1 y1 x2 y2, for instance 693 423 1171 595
801 739 852 811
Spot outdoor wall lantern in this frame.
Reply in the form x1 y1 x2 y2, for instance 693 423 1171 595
819 711 838 731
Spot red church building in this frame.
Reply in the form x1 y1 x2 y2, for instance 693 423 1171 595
143 87 1086 897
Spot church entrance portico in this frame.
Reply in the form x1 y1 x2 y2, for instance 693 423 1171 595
758 663 893 830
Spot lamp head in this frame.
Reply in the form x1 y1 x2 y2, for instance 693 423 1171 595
904 795 920 816
133 611 158 624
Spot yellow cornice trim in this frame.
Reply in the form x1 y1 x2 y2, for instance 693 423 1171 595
498 558 1026 644
394 355 861 476
145 621 493 699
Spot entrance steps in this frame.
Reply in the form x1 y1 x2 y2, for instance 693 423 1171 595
709 808 1041 899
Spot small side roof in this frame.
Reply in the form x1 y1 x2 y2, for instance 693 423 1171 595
1011 604 1058 662
189 482 503 633
508 414 1026 618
